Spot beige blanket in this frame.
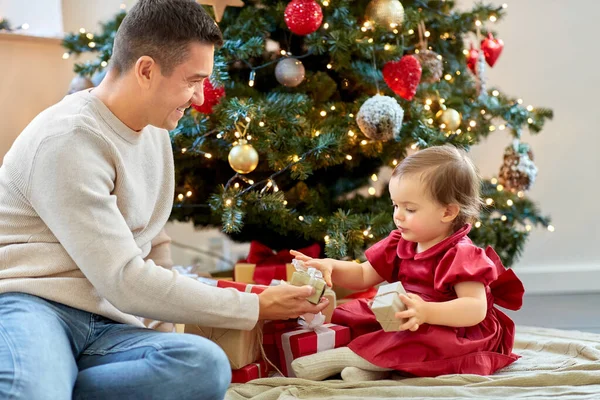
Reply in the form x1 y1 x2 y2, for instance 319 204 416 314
226 326 600 400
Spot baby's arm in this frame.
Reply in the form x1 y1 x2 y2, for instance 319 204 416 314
395 281 487 331
290 250 384 290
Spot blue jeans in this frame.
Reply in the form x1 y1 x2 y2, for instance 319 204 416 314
0 292 231 399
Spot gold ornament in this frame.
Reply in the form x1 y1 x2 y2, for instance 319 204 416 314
196 0 244 22
228 140 259 174
365 0 404 30
437 108 462 131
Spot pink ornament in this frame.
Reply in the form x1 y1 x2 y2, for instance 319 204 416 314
383 55 422 101
284 0 323 36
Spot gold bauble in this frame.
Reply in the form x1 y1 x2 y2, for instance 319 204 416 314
228 141 259 174
437 108 462 131
365 0 404 30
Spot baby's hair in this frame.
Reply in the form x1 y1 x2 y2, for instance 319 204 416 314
392 145 483 231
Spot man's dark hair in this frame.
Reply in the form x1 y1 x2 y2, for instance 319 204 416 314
111 0 223 76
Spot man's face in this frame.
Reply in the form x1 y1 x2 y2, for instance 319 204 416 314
149 42 214 131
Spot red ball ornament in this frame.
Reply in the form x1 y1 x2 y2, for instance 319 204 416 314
192 79 225 114
481 33 504 67
284 0 323 36
467 43 479 74
382 55 422 101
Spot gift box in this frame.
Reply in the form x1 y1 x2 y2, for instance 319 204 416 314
370 281 407 331
184 322 263 369
234 263 295 285
289 259 327 305
276 323 351 377
196 276 269 294
261 319 300 372
231 360 270 383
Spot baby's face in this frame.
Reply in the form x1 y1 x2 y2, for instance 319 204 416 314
389 175 452 249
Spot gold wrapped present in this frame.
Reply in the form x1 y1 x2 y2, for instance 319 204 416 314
184 323 263 369
234 263 295 284
370 282 407 332
289 260 327 305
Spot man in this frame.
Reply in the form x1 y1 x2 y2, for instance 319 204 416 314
0 1 327 398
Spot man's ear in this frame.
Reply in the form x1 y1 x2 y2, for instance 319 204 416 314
134 56 157 89
441 203 460 223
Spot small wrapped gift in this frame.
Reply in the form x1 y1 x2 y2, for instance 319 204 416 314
369 281 408 332
275 317 351 377
289 259 326 305
231 360 270 383
184 323 263 369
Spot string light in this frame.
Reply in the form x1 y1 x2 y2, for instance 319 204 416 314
330 105 336 110
502 3 508 9
489 15 497 22
497 184 504 191
525 225 532 231
424 31 431 37
225 199 232 206
469 121 476 127
411 143 418 150
327 63 333 69
425 99 433 105
491 89 500 96
204 153 212 159
475 20 482 26
314 130 320 137
392 159 398 166
62 52 71 59
368 187 376 195
444 74 452 81
100 61 108 67
547 225 555 232
528 118 534 124
298 216 304 221
491 178 498 184
501 215 507 221
371 174 378 182
217 133 223 139
186 191 193 197
363 229 370 236
507 199 514 206
324 235 330 243
360 140 368 145
424 105 431 111
320 111 327 117
181 148 187 154
408 29 414 34
499 124 506 130
86 33 94 39
346 155 353 160
323 22 329 29
475 221 482 228
283 200 288 205
517 99 523 104
292 155 300 162
489 126 496 131
177 194 184 201
79 28 86 33
527 105 534 111
120 3 127 9
88 42 96 48
322 0 329 6
517 191 525 198
246 135 252 140
348 130 355 137
248 70 255 87
384 44 391 51
234 183 240 189
485 198 494 205
248 179 254 184
259 121 265 127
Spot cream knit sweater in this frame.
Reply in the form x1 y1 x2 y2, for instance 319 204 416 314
0 90 258 330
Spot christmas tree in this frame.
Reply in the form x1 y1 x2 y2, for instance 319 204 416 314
62 0 552 267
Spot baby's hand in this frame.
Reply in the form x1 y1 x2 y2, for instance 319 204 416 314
395 293 428 332
290 250 334 287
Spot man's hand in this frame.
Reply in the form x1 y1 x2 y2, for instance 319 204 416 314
290 249 334 287
257 284 329 320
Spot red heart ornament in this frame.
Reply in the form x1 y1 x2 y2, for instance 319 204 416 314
467 43 479 74
383 55 422 100
481 33 504 67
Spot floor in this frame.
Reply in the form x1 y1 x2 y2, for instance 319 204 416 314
505 293 600 333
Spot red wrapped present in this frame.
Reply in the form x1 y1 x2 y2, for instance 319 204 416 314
261 319 300 372
231 360 270 383
197 277 268 294
241 241 321 285
276 322 351 377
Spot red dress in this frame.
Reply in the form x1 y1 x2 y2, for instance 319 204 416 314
331 224 524 377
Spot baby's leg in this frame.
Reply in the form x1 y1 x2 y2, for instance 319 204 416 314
341 366 391 382
291 347 392 381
